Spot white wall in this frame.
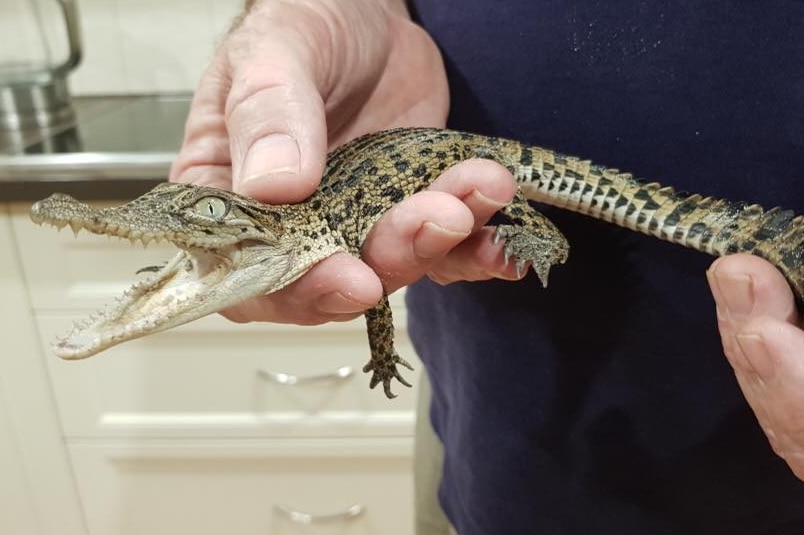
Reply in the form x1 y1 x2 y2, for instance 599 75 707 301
73 0 243 95
1 0 243 95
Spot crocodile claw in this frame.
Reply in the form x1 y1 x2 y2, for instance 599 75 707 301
363 354 414 399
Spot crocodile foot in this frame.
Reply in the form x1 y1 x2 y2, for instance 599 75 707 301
492 192 570 286
494 221 569 287
363 353 414 399
363 296 414 398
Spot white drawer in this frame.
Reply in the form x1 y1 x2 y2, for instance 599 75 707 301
39 311 420 439
69 438 414 535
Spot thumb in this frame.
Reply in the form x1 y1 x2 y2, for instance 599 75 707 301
707 254 799 378
225 41 328 203
708 254 798 328
171 38 329 204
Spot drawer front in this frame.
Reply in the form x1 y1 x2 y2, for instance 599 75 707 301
40 311 420 439
69 439 414 535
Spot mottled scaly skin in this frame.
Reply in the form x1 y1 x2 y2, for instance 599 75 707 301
30 127 804 398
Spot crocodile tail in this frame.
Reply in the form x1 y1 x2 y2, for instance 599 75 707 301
695 200 804 307
644 190 804 307
515 147 804 306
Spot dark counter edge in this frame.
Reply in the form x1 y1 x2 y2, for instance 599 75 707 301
2 177 164 203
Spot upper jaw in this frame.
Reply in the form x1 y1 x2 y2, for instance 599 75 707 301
30 199 237 250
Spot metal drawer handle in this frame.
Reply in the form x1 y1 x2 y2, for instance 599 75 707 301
274 503 365 524
257 365 353 386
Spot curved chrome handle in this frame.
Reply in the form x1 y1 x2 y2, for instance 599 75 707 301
257 365 353 386
53 0 82 74
274 503 364 524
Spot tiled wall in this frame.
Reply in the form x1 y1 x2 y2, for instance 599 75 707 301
2 0 243 95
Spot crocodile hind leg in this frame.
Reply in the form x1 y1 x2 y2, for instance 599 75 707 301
363 294 414 398
494 190 570 286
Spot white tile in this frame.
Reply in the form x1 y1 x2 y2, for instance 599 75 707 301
115 0 217 93
0 0 60 69
8 0 246 95
209 0 243 34
69 0 127 95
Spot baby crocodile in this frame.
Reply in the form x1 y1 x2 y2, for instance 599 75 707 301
30 127 804 398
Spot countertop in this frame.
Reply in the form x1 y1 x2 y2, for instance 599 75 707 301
0 95 191 202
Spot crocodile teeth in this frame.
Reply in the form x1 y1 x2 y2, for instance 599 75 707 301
69 221 83 236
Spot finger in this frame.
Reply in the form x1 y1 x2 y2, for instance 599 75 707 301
174 6 333 202
734 317 804 384
220 252 383 326
427 158 517 230
426 227 525 284
707 254 799 329
729 317 804 480
708 257 804 481
224 34 328 202
707 254 799 376
421 158 522 283
360 158 518 291
361 191 474 291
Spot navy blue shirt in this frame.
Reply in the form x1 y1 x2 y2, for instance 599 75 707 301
406 2 804 534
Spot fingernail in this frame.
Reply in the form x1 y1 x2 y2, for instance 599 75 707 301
414 221 470 260
493 266 529 281
241 134 300 183
317 291 369 315
714 270 755 321
465 188 508 210
735 333 776 380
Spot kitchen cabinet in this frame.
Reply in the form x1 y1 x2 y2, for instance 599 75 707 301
0 205 87 535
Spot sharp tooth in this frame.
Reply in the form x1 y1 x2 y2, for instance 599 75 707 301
69 221 82 236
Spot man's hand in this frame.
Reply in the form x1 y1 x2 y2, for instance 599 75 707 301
170 0 521 326
707 254 804 481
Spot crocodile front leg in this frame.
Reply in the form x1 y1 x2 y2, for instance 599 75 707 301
495 191 570 286
363 295 414 398
360 193 569 398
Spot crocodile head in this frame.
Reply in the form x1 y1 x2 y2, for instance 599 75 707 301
30 182 340 359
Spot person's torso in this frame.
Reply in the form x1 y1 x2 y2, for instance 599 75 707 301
406 1 804 533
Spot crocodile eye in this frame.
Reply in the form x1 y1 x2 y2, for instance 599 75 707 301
194 196 228 220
